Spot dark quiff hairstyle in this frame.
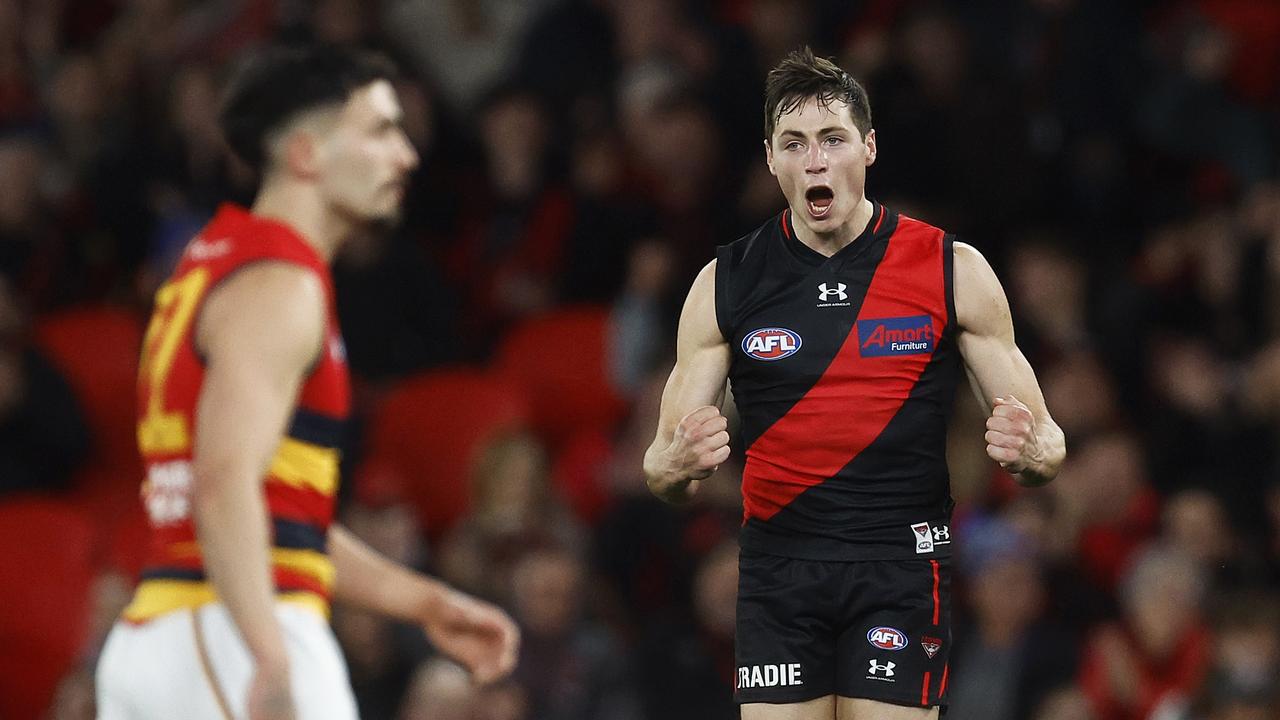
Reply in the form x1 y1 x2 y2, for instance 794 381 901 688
763 47 872 141
219 44 398 172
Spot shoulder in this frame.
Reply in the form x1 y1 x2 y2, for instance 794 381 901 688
199 261 326 351
678 259 727 344
211 261 325 311
952 241 1010 332
953 241 998 290
685 258 717 307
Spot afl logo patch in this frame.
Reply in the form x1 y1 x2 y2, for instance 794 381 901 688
742 327 802 361
867 626 909 651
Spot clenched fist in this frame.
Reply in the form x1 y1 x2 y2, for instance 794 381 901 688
646 405 731 503
985 395 1039 474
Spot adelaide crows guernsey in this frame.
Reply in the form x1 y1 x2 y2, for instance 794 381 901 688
716 202 961 561
123 203 350 622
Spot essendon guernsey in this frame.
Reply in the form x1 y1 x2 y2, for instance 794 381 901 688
124 203 351 622
715 202 961 561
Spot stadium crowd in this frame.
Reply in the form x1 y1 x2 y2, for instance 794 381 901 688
2 1 1280 719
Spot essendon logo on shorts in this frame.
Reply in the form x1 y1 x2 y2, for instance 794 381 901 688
921 636 943 659
742 328 802 361
857 315 935 357
736 663 803 690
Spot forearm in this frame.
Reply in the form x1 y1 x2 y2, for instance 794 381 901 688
328 524 451 623
193 471 287 664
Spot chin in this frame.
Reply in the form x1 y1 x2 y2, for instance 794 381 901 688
364 198 405 223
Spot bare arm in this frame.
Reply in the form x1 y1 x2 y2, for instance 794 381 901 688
328 525 519 683
954 242 1066 486
643 260 733 503
191 262 325 671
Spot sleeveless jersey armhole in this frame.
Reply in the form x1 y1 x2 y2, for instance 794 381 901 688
714 245 734 343
942 234 957 336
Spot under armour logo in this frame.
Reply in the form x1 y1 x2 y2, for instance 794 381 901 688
868 660 895 677
818 282 848 301
932 526 950 542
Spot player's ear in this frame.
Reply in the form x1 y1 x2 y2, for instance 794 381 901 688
863 128 877 167
279 129 323 180
764 138 776 176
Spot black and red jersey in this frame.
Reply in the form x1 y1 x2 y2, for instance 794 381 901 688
715 202 961 561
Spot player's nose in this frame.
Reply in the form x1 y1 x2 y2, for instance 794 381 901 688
805 144 827 173
398 133 420 172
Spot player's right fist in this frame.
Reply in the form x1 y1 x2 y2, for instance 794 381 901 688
667 405 731 481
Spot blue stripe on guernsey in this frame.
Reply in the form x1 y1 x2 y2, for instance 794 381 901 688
286 409 346 448
140 567 206 582
273 518 328 552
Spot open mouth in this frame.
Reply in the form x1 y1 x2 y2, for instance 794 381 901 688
805 186 834 220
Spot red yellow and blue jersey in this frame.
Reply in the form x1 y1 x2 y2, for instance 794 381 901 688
123 203 351 623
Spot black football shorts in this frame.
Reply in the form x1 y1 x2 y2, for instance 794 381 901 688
734 549 952 708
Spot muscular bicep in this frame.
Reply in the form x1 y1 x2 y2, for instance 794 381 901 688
954 243 1050 418
652 261 731 444
192 263 326 487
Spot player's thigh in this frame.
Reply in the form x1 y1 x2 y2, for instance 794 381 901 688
736 551 840 704
742 695 837 720
836 697 939 720
833 558 951 709
95 611 232 720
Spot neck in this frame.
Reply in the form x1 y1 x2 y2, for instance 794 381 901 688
251 179 352 263
792 195 874 258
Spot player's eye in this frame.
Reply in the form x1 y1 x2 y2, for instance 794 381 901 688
824 136 843 146
785 141 803 151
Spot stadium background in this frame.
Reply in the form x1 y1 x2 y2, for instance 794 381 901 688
2 0 1280 718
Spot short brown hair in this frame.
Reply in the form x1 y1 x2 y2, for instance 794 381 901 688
763 47 871 140
220 44 399 172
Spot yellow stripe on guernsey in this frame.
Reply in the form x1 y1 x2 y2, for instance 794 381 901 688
121 549 334 623
268 437 340 496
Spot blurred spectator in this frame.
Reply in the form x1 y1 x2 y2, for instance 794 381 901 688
334 606 426 720
1034 687 1098 720
509 545 641 720
1139 9 1275 188
1040 351 1121 446
384 0 555 118
1007 238 1090 359
609 238 676 395
949 517 1077 720
1079 545 1211 720
444 86 574 352
399 658 480 720
635 540 738 720
1051 432 1160 593
1189 592 1280 719
1161 489 1263 590
439 432 584 600
0 275 90 495
334 228 464 385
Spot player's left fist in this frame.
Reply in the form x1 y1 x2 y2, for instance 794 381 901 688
984 395 1038 474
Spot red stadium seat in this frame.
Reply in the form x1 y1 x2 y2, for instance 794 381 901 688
364 368 530 540
494 307 627 450
33 306 145 521
0 497 96 720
